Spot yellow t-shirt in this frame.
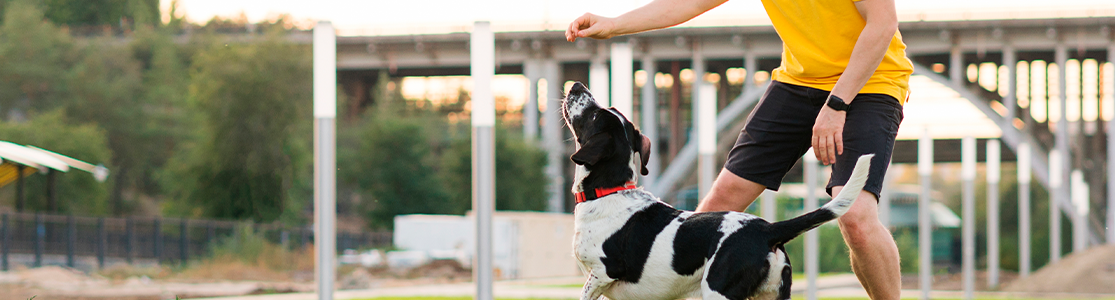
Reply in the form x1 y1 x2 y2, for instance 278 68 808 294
762 0 914 104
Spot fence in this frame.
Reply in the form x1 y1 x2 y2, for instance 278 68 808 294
0 212 392 271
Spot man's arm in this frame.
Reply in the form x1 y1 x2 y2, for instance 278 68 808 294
566 0 728 42
811 0 899 165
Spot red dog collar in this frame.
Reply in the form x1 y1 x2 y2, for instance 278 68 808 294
575 182 637 204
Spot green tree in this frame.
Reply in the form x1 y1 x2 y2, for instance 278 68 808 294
40 0 159 28
0 110 112 214
441 124 550 213
165 33 311 222
0 1 73 118
340 115 453 229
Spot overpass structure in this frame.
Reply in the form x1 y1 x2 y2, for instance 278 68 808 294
334 16 1115 277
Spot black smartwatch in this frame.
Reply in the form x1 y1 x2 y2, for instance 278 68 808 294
826 95 850 111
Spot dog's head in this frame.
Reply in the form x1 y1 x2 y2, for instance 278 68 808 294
562 82 652 189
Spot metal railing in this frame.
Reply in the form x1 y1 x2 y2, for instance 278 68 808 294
0 212 391 270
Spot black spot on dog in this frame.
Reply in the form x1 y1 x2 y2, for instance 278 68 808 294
705 220 773 300
600 202 681 283
671 212 727 276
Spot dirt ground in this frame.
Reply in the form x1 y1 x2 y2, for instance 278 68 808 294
1003 245 1115 294
0 259 473 300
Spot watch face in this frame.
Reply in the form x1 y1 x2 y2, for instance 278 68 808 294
827 96 848 111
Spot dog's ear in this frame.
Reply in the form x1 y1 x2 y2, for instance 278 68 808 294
635 130 652 176
571 132 615 166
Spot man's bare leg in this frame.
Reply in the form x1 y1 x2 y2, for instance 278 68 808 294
696 169 767 213
832 186 901 300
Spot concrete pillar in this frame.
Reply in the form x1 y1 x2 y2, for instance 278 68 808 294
744 50 758 92
804 150 819 300
961 136 976 300
761 190 776 221
1107 44 1115 245
590 43 610 107
879 163 894 228
1054 43 1070 261
523 59 541 140
1018 142 1032 276
1071 170 1089 252
697 82 716 200
1050 149 1062 262
918 127 933 300
951 44 964 87
987 139 1001 287
542 59 565 213
641 55 660 188
470 21 496 300
1003 46 1018 121
611 42 634 116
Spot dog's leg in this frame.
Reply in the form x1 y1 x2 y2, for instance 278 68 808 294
581 274 610 300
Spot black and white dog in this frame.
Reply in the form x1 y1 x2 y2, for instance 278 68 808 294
562 82 872 300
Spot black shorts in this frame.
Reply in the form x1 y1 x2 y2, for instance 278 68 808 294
724 81 903 199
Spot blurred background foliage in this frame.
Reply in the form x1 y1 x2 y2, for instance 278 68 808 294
0 0 550 229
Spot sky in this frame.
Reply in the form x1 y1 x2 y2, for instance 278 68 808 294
162 0 1115 35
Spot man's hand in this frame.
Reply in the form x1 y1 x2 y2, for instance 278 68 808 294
566 13 619 42
812 104 846 165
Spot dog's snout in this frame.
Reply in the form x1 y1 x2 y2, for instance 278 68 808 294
570 82 587 94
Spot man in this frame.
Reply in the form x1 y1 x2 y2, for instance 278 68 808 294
565 0 911 299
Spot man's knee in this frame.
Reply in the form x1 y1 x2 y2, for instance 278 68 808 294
837 192 885 248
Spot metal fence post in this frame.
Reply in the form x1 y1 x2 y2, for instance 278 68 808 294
180 219 188 265
67 215 76 268
2 214 8 271
35 214 43 267
126 217 134 264
97 218 106 269
154 218 162 262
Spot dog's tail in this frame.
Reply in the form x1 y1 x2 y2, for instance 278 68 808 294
765 154 873 245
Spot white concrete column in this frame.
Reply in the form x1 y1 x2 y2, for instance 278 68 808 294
1054 43 1070 261
918 126 936 298
641 55 660 188
744 50 758 92
590 43 610 107
951 44 964 87
1018 142 1032 276
1003 46 1018 121
697 82 716 199
542 59 565 213
312 21 337 300
761 190 776 221
611 42 634 117
879 163 894 228
918 127 933 300
1108 43 1115 245
522 59 541 140
987 139 1001 288
1049 149 1062 262
692 39 706 118
803 150 819 300
961 136 976 300
470 21 496 300
1071 170 1089 252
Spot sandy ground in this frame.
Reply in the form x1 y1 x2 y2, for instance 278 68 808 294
0 262 471 300
1004 245 1115 294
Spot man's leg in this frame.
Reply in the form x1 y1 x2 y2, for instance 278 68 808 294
696 169 767 212
831 186 901 300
